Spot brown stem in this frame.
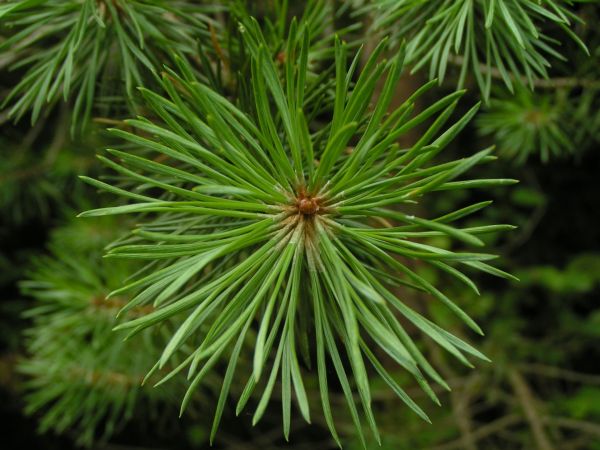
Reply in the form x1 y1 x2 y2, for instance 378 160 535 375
519 363 600 386
543 417 600 438
431 414 522 450
508 369 555 450
428 344 479 450
0 353 18 390
447 55 600 90
90 295 154 317
503 170 546 254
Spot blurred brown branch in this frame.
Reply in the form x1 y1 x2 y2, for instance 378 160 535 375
508 369 555 450
447 55 600 90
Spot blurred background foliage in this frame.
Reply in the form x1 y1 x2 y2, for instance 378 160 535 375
1 0 599 449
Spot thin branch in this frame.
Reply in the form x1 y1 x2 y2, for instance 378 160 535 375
428 343 479 450
508 369 556 450
430 414 522 450
520 363 600 386
503 171 546 254
447 55 600 90
0 353 18 390
544 417 600 438
66 364 145 388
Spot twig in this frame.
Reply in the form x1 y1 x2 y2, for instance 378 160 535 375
0 353 19 390
428 343 478 450
430 414 522 450
520 363 600 386
447 55 600 90
544 417 600 438
451 374 479 450
503 171 546 254
508 369 555 450
103 444 169 450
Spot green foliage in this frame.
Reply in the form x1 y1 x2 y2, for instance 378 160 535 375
337 246 600 449
228 4 342 118
80 22 515 445
478 82 600 163
476 87 571 163
517 253 600 293
234 0 346 67
1 1 597 449
0 0 217 132
558 386 600 420
364 0 587 98
0 112 99 224
19 217 184 447
474 3 600 164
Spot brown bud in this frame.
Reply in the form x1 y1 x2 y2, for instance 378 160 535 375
298 197 319 215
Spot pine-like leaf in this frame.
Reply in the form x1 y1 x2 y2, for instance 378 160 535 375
362 0 587 99
19 217 189 447
0 0 218 131
81 24 515 444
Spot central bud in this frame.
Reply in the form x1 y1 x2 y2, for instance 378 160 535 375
296 190 319 215
298 196 319 215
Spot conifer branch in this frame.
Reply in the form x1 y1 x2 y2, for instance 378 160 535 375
80 22 515 445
